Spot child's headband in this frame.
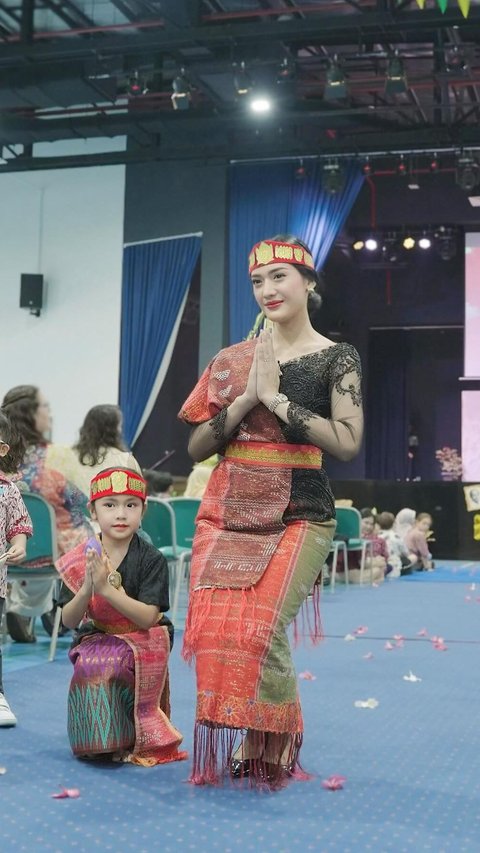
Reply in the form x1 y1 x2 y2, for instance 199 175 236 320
248 240 315 275
90 468 147 502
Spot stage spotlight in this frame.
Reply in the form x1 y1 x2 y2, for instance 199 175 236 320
352 240 364 251
128 70 146 97
234 61 252 96
322 161 345 194
455 153 479 192
171 69 191 110
385 53 408 96
382 235 401 263
277 56 295 84
361 158 373 176
418 235 432 249
435 227 457 261
403 236 415 250
295 160 307 180
365 238 378 251
249 96 272 113
324 57 347 101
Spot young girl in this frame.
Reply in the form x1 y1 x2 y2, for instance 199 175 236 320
57 467 187 766
0 410 33 726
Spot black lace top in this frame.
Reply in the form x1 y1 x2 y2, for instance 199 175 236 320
276 342 362 523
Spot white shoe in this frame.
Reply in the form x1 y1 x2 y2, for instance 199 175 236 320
0 693 17 727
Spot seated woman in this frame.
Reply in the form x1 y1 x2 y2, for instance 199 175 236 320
2 385 93 641
70 404 141 497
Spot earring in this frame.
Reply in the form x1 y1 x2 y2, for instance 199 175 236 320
307 285 315 293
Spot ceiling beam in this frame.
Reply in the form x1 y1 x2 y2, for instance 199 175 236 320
0 7 479 69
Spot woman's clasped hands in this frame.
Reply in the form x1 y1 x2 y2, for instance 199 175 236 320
244 330 281 408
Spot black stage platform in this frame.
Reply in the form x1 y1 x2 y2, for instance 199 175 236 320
331 480 479 561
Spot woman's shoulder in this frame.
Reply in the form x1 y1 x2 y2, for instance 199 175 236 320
325 341 362 374
212 339 256 365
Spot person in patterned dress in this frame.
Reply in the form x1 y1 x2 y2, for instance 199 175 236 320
0 410 33 724
179 235 364 789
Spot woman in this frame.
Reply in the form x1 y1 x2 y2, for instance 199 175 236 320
70 404 141 497
179 235 363 788
2 386 93 641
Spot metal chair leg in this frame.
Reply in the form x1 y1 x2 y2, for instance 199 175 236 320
48 606 63 662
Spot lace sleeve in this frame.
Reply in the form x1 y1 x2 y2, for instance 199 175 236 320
329 344 363 407
209 407 229 442
286 403 313 443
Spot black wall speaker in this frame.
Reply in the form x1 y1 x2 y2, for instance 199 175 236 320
20 274 44 312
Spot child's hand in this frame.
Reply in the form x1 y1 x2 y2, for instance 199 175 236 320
4 543 27 564
86 550 109 594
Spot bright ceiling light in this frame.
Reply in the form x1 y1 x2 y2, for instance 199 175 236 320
352 240 364 251
403 236 415 250
418 236 431 249
249 97 272 113
365 238 378 251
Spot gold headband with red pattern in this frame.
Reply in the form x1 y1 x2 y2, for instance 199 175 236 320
90 468 147 502
248 240 315 275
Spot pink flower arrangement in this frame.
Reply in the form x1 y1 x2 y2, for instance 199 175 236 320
435 446 462 480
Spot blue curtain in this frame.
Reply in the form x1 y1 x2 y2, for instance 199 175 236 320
119 235 201 445
228 160 363 343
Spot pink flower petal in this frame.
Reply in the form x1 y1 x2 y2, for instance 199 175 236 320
322 774 346 790
51 788 80 799
384 641 394 650
417 629 428 637
433 642 448 651
363 652 374 660
299 671 317 681
354 626 368 635
393 634 404 641
395 640 404 648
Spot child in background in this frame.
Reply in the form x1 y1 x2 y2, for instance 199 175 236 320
404 512 434 571
376 511 414 577
57 467 187 765
0 411 33 726
143 469 174 498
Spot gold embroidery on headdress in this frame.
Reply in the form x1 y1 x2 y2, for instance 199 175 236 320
255 241 274 266
304 252 314 268
111 470 128 492
294 247 304 263
275 244 294 260
248 250 255 270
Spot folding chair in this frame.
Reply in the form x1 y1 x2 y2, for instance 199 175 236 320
141 497 192 624
166 497 201 620
6 493 61 661
334 506 374 585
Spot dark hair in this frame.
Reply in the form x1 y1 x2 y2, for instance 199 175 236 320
271 234 323 316
0 409 26 474
376 511 395 531
143 469 173 495
74 405 126 466
360 507 375 519
2 385 45 447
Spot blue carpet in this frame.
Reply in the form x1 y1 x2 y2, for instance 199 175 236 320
1 577 480 852
401 562 480 583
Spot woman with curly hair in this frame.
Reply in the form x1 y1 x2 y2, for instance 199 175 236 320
70 404 141 496
2 385 93 641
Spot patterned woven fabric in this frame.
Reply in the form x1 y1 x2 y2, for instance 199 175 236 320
57 542 187 766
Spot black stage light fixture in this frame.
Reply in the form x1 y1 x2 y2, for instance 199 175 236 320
277 56 295 85
435 227 457 261
455 153 479 192
385 53 408 95
324 57 347 101
128 70 146 97
322 161 345 194
361 158 373 176
234 61 252 96
171 68 192 110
